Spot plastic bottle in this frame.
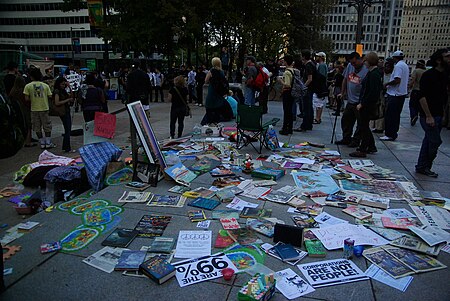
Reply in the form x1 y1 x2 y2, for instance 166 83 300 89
193 124 202 139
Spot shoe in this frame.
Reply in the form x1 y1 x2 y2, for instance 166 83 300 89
380 136 394 141
415 169 438 178
348 141 360 148
367 147 378 154
349 151 367 158
411 116 418 126
372 129 383 133
293 128 306 132
46 143 57 149
297 114 303 118
313 119 321 124
335 139 350 145
64 149 77 153
40 144 46 149
279 130 292 136
332 112 340 116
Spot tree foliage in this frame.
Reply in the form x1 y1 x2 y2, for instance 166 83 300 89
62 0 334 63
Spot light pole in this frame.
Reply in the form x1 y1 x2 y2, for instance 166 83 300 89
339 0 383 51
70 26 85 64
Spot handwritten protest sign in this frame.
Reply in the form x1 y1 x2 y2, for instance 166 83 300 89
297 259 369 288
94 112 116 139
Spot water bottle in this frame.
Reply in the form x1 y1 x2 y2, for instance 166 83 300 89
193 124 201 139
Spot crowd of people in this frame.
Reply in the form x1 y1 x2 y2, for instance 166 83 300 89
1 47 449 178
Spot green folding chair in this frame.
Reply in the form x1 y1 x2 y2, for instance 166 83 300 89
236 104 280 154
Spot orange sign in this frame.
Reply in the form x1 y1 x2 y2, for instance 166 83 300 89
356 44 363 56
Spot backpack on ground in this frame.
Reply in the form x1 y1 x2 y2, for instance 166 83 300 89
287 69 308 99
253 67 269 91
0 92 24 159
211 69 229 96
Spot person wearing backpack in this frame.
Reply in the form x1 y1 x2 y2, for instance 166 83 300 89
23 68 55 149
202 57 227 125
279 55 296 135
79 73 105 122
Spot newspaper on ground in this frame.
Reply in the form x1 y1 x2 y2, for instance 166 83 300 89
82 246 127 273
365 264 413 292
410 206 450 230
226 196 258 211
275 268 315 299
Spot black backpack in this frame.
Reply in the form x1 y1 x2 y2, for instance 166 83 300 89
0 91 24 159
211 69 229 96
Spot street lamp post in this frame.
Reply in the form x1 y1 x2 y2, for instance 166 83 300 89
339 0 383 50
70 26 85 64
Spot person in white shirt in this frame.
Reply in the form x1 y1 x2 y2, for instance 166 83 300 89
147 68 155 102
187 66 197 103
380 50 410 141
154 68 164 102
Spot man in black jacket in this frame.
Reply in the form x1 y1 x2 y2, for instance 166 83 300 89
415 49 449 177
127 59 151 116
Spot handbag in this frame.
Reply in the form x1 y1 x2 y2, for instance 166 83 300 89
174 87 191 118
48 96 66 117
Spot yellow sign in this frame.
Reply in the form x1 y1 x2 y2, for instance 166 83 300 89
356 44 363 56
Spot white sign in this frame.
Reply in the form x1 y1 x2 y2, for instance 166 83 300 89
174 230 212 259
297 259 369 288
314 212 348 226
275 268 315 299
410 206 450 230
196 220 211 229
173 253 238 287
311 223 389 250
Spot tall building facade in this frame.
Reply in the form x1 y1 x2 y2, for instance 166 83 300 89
400 0 450 65
322 0 404 58
0 0 105 64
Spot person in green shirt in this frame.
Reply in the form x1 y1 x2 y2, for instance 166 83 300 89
23 68 54 149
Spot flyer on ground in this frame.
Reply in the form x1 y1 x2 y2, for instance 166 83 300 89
297 259 369 288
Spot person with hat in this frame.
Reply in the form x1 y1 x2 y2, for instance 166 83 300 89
243 56 258 106
380 50 409 141
408 60 427 126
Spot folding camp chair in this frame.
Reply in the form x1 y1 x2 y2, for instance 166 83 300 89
236 104 280 154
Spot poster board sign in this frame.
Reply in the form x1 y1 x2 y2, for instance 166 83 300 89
94 112 116 139
410 206 450 230
84 121 108 145
297 259 368 288
65 72 83 91
127 101 166 170
174 230 212 259
172 253 237 287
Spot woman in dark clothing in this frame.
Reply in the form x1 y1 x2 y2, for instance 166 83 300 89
350 52 383 158
202 57 227 125
9 76 31 146
80 73 105 122
168 75 189 139
54 77 75 152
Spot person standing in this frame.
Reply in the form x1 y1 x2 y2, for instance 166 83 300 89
295 50 315 132
3 61 18 95
415 49 449 177
380 50 410 141
202 57 227 125
154 68 164 102
279 55 295 135
187 66 197 103
313 52 328 124
408 60 426 126
195 66 206 107
53 77 75 152
127 60 151 117
335 52 368 146
350 52 383 158
168 75 189 139
243 56 258 106
147 68 154 103
79 73 105 122
257 61 271 114
371 58 394 133
23 68 55 149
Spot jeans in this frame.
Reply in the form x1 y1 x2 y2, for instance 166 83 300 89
300 90 313 130
170 107 186 138
282 92 294 132
154 86 164 102
244 86 256 106
196 85 204 105
60 112 72 151
188 84 196 103
416 116 442 171
341 102 360 142
385 95 406 139
409 90 420 119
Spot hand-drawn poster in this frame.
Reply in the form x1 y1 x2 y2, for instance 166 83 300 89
291 171 340 196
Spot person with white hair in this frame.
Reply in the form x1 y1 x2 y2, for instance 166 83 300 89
313 51 328 124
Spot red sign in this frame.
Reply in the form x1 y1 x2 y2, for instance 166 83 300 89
94 112 116 139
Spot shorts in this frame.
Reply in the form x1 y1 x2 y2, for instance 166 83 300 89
31 111 52 133
313 93 327 109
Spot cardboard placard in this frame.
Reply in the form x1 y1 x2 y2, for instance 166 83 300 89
94 112 116 139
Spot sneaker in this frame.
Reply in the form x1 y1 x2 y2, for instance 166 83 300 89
411 116 418 126
415 169 438 178
349 151 367 158
40 144 46 150
293 128 306 132
367 147 378 154
380 136 394 141
46 143 57 149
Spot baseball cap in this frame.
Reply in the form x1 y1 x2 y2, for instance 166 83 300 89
316 52 326 58
392 50 404 57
